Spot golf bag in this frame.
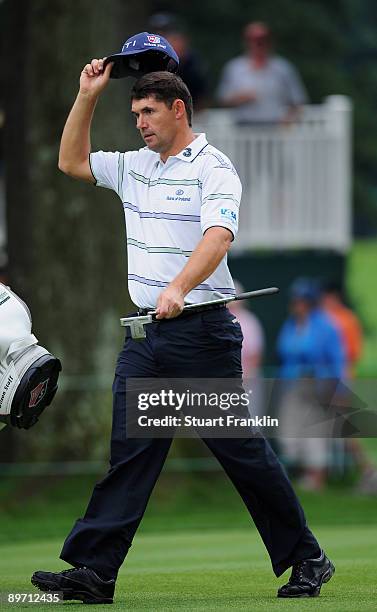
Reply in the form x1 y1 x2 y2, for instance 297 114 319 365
0 283 61 430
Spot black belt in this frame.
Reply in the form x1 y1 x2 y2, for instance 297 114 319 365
137 302 227 319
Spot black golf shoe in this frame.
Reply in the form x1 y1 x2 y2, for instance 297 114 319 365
277 550 335 598
31 566 115 604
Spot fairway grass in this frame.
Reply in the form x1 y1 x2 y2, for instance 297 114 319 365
0 525 376 611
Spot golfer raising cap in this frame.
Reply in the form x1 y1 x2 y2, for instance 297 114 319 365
104 31 179 78
31 32 334 604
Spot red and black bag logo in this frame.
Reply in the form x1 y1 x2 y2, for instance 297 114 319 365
29 379 49 408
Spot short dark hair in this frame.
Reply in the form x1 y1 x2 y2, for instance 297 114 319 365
131 71 193 126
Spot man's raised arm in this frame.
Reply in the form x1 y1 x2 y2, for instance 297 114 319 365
58 58 113 182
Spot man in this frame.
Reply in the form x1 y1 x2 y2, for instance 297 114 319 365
277 278 345 491
147 12 207 110
321 283 377 493
228 280 265 419
321 283 362 380
217 22 307 125
228 280 264 380
31 59 334 604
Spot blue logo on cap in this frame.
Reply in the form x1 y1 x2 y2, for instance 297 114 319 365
176 189 184 196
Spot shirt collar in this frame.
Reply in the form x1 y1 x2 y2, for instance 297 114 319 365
172 133 208 163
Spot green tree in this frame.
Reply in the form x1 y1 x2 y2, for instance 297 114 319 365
1 0 152 461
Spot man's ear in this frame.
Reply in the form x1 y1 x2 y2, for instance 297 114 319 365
173 99 186 121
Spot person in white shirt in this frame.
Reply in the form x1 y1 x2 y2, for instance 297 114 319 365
229 280 265 420
229 281 264 379
31 60 333 604
218 22 308 125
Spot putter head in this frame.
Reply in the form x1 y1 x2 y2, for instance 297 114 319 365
120 315 153 341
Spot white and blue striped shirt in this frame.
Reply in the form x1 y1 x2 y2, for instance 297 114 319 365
90 133 241 308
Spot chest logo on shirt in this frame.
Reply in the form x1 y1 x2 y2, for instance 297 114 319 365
166 189 191 202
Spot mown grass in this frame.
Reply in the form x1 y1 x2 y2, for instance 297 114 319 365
0 525 376 610
0 470 377 545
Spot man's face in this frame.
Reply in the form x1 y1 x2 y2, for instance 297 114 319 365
244 23 271 56
290 298 311 320
131 96 178 154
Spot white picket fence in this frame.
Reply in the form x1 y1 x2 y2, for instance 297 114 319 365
195 96 352 253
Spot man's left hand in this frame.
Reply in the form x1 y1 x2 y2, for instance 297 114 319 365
155 286 185 319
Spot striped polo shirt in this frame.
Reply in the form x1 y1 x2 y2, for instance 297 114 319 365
90 133 241 308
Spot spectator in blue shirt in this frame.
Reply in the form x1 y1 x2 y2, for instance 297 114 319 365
278 280 344 380
277 278 345 491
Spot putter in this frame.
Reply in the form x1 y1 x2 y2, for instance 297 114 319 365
120 287 279 341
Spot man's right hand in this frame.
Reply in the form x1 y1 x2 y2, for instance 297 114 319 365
223 91 257 108
79 58 113 97
231 91 257 106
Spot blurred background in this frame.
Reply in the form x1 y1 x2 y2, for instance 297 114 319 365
0 0 376 588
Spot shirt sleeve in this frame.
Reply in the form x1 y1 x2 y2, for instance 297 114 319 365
217 61 238 102
89 150 137 197
345 312 363 363
281 60 308 106
200 156 242 240
89 151 119 191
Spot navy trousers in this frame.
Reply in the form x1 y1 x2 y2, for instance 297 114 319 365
60 308 320 579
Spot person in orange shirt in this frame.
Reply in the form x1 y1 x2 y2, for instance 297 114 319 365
321 283 362 379
321 283 377 494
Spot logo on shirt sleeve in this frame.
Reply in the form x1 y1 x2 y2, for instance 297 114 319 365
220 208 237 224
